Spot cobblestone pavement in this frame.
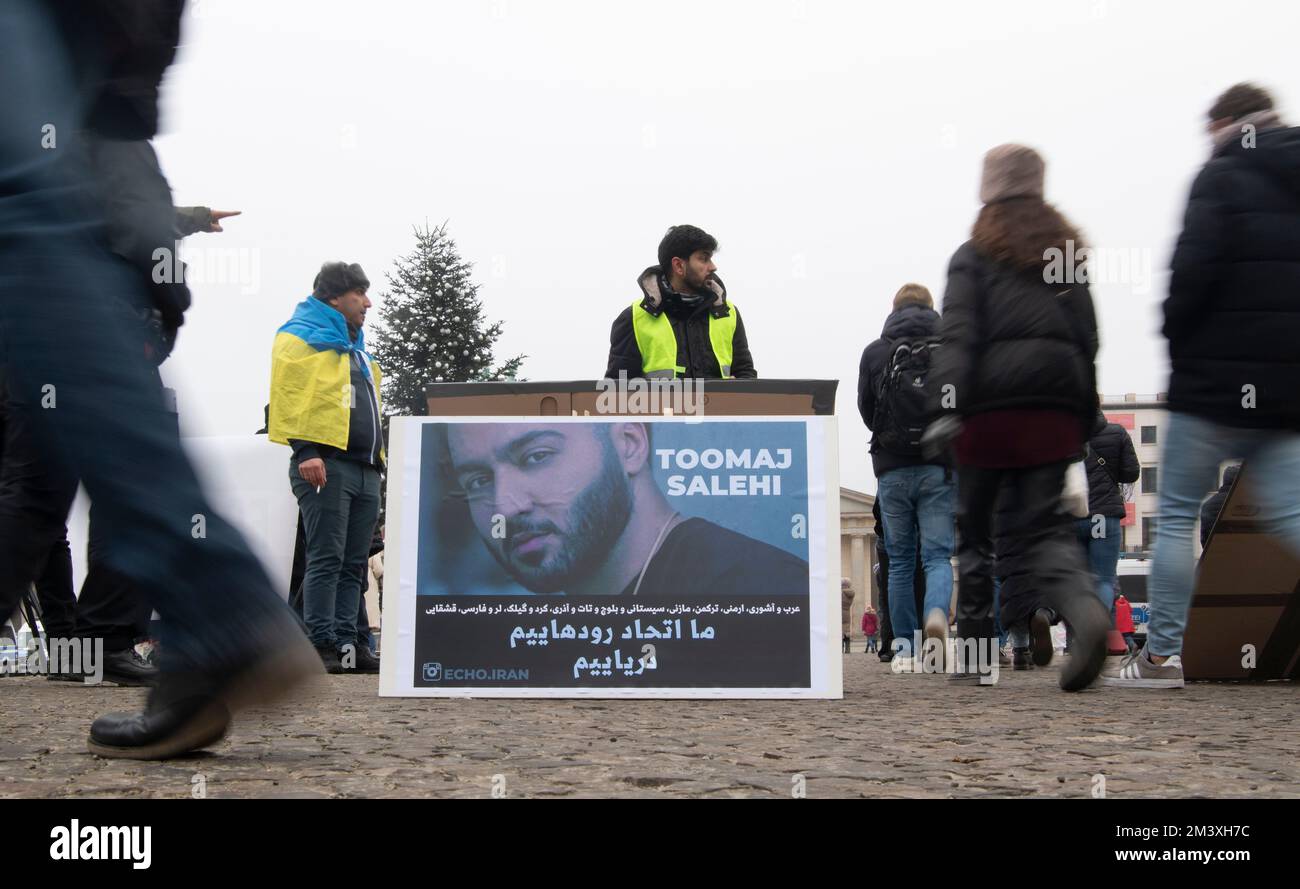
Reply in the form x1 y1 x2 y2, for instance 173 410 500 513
2 653 1296 798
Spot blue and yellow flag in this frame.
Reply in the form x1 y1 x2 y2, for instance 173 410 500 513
268 296 383 452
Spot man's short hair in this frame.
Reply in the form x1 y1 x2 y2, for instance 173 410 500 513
892 283 933 311
312 261 370 302
1208 83 1275 123
658 225 718 272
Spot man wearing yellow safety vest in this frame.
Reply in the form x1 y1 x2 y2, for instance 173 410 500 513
269 262 384 675
605 225 756 380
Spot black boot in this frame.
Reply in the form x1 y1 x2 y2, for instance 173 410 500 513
101 647 160 686
316 643 343 674
949 616 998 685
1054 594 1109 692
1012 647 1033 671
1029 608 1055 667
338 643 379 674
87 621 322 760
88 686 231 760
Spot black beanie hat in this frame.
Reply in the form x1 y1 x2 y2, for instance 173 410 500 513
312 261 369 302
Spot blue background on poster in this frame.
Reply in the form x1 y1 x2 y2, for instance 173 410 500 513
415 419 810 595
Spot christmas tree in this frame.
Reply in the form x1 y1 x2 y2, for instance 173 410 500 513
370 222 525 415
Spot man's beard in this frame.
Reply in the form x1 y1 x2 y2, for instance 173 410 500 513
485 447 634 594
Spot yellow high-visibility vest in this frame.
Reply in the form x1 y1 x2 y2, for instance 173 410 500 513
630 299 737 379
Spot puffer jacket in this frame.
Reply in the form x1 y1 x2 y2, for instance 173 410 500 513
931 241 1098 425
1084 411 1140 517
1165 124 1300 429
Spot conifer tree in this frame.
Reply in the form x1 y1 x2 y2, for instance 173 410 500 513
371 222 524 415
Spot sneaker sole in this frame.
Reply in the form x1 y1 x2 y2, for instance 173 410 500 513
101 672 158 688
87 701 231 761
1101 676 1185 689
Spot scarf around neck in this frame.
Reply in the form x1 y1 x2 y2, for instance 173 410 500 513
278 296 375 381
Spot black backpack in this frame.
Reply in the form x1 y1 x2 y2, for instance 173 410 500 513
872 337 941 456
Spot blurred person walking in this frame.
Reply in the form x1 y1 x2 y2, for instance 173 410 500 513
1108 84 1300 689
0 0 318 758
928 144 1111 689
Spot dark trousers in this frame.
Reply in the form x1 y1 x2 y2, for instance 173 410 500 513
0 0 299 675
874 533 925 655
76 505 155 651
31 535 76 639
289 508 376 650
0 369 79 623
956 461 1092 652
4 364 167 653
290 457 381 649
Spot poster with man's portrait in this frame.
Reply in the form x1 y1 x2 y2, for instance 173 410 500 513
379 416 840 698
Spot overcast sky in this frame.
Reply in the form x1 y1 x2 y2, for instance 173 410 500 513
154 0 1298 494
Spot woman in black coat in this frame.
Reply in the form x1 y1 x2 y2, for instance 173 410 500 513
929 144 1112 690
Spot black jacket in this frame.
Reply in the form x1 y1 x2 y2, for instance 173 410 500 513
931 241 1099 424
51 2 194 359
1165 125 1300 429
858 304 944 476
52 0 186 141
604 268 756 380
1084 412 1140 517
1199 463 1241 548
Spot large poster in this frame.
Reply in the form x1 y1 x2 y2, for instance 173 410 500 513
379 416 841 697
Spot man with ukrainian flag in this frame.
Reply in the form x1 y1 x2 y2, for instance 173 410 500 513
269 262 384 675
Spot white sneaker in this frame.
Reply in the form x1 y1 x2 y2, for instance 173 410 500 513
1103 647 1185 689
923 608 948 672
890 656 915 674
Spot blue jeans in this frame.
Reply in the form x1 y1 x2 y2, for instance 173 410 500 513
878 464 955 655
291 458 381 649
1074 515 1122 615
0 0 299 674
1148 412 1300 656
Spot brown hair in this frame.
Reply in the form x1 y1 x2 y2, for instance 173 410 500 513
971 197 1084 271
1208 83 1274 123
892 283 933 310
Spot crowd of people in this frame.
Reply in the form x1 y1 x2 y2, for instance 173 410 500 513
855 82 1300 691
0 0 1296 763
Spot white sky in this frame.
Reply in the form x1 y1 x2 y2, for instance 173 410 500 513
154 0 1299 495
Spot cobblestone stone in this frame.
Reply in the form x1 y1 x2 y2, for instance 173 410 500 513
1 654 1295 798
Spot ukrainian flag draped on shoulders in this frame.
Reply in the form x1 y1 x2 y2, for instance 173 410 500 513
268 296 383 453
